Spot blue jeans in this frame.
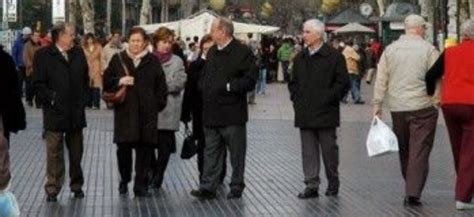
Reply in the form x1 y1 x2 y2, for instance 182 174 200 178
256 68 267 94
343 74 362 102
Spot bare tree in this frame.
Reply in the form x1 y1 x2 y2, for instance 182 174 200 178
122 0 126 36
139 0 152 25
161 0 170 22
79 0 95 34
68 0 77 26
106 0 112 34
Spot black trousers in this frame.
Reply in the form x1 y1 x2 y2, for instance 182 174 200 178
196 136 226 183
116 143 153 193
87 87 101 108
150 130 175 188
17 67 25 97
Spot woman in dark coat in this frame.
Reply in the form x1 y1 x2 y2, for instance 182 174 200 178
181 35 226 182
103 27 167 197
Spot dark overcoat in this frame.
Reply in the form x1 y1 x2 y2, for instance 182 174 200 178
103 51 168 144
289 44 350 128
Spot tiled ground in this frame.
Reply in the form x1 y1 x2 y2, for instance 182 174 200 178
7 84 470 216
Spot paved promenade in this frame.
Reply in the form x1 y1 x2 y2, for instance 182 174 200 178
7 84 468 216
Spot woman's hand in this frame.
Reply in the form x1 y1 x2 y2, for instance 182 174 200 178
119 76 135 86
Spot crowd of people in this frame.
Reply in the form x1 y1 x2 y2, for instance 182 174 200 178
1 13 474 213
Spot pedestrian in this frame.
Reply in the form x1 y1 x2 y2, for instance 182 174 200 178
23 30 42 108
82 33 104 109
181 34 227 182
0 43 26 142
103 27 168 197
32 22 89 202
190 17 258 200
277 38 293 83
342 41 364 104
12 27 33 98
425 19 474 210
372 14 440 206
149 27 187 189
102 30 124 71
256 47 269 95
365 44 377 84
289 19 350 199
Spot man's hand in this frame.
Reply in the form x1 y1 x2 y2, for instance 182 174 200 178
373 107 382 118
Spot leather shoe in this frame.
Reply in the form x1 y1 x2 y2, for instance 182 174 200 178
403 196 422 206
134 190 151 198
119 182 128 194
325 188 338 197
226 190 243 199
297 188 319 199
46 195 57 202
190 189 216 200
73 190 85 198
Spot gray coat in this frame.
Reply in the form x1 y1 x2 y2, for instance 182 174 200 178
158 55 187 131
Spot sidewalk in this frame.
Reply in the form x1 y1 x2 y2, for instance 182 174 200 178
8 83 464 216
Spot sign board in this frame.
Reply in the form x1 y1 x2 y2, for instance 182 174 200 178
3 0 17 22
52 0 66 24
0 29 17 54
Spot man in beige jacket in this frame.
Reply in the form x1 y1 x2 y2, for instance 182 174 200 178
372 14 440 207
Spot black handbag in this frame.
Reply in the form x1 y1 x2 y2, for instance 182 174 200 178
180 124 198 159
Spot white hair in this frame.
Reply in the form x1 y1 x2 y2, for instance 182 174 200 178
461 19 474 40
304 19 325 36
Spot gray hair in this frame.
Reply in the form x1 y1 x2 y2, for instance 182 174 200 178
215 17 234 36
461 19 474 40
51 22 75 43
303 19 325 36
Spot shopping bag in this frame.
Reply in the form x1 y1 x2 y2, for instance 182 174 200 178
366 116 399 157
0 190 20 217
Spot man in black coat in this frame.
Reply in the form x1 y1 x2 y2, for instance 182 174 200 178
190 17 258 200
289 19 350 199
0 44 26 140
33 23 89 202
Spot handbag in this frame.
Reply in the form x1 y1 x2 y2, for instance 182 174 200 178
102 53 130 104
180 123 198 159
366 116 399 157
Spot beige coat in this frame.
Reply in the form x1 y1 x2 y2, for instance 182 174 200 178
342 46 360 74
102 42 124 71
372 35 440 112
22 40 41 77
83 43 103 88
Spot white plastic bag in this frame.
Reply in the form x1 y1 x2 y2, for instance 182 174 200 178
0 190 20 217
366 116 399 157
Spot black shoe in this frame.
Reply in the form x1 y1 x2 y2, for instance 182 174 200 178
134 190 151 198
227 190 243 199
404 196 422 206
73 190 85 198
46 195 58 202
190 189 216 200
297 188 319 199
119 183 128 194
325 188 339 197
354 100 366 105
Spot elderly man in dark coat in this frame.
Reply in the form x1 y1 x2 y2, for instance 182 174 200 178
190 17 258 200
33 23 89 202
289 19 350 199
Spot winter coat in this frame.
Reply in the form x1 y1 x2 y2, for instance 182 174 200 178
23 40 41 77
342 46 360 74
0 48 26 133
277 43 293 62
12 36 27 67
83 43 104 88
158 55 187 131
200 39 258 127
289 44 350 128
181 56 205 139
33 45 90 132
103 51 168 144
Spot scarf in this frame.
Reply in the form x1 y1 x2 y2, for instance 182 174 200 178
126 48 148 67
153 49 172 64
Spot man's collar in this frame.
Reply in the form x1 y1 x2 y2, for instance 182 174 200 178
305 43 329 57
307 42 324 56
217 38 233 51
